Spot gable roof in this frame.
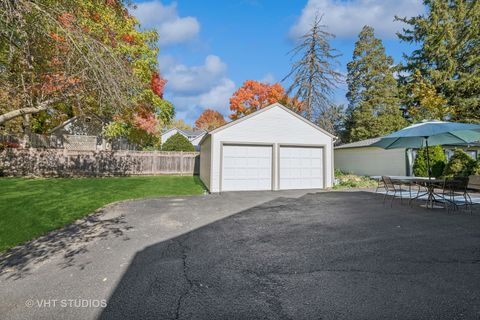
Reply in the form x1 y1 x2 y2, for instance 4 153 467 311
335 137 382 149
200 103 336 145
161 128 205 138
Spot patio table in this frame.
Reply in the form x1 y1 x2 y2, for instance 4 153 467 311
408 178 447 209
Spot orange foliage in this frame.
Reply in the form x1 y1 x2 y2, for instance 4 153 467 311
151 72 167 98
194 109 226 131
229 80 303 120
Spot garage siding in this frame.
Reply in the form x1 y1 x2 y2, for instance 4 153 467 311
206 106 334 192
334 147 407 176
199 135 211 188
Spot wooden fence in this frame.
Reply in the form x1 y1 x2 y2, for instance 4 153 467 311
0 148 200 177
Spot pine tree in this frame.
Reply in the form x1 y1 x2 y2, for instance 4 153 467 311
396 0 480 123
283 14 342 121
345 26 407 142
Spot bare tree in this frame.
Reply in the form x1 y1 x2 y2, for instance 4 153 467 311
283 14 342 121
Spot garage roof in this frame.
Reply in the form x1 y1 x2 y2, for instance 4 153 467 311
200 103 336 145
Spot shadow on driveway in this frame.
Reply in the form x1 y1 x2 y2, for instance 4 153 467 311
99 191 480 320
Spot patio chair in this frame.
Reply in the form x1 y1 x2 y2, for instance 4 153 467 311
467 175 480 212
441 177 470 212
382 176 409 207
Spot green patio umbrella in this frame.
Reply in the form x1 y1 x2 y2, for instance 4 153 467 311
371 120 480 179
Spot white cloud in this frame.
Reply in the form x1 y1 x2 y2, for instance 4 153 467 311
161 55 236 123
289 0 424 39
260 73 276 84
133 1 200 46
165 55 227 95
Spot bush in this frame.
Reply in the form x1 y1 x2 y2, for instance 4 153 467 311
413 145 446 178
443 149 476 177
162 133 195 152
472 160 480 175
333 169 377 189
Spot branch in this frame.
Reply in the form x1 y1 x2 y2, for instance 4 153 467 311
0 98 58 125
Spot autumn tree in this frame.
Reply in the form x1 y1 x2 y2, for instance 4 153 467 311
404 70 449 121
344 25 406 142
0 0 173 144
195 109 226 131
229 80 302 120
396 0 480 123
283 14 342 121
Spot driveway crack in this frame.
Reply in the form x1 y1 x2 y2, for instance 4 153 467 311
174 237 194 320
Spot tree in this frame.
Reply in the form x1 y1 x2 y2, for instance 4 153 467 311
283 14 342 121
404 70 450 121
0 0 174 139
229 80 302 120
344 25 407 142
162 118 192 131
443 149 476 177
195 109 226 131
162 133 194 152
396 0 480 123
316 104 346 140
413 145 446 178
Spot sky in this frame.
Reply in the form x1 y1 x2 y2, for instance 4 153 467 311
131 0 425 124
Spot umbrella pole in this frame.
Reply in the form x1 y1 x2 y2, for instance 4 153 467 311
425 137 431 180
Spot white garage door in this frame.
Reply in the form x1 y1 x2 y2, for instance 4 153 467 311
279 146 323 190
221 145 272 191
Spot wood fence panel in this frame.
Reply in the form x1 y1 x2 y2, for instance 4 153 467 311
0 149 200 177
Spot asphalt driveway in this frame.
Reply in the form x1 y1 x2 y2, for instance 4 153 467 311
1 190 480 319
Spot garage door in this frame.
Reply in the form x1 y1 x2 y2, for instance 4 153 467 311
221 145 272 191
279 146 323 190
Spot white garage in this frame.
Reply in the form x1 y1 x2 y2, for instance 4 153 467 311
199 103 335 192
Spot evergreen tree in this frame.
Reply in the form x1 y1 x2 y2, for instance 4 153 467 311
396 0 480 123
443 149 476 177
283 14 342 121
345 26 407 142
413 145 446 178
162 133 195 152
404 70 450 122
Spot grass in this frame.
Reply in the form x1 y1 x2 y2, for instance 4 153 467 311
0 176 205 252
333 170 377 190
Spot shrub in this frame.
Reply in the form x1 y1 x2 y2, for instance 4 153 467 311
333 169 377 189
162 133 195 152
443 149 476 177
413 145 446 178
472 160 480 175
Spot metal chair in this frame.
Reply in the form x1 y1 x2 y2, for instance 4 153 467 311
382 176 404 207
467 175 480 212
441 177 470 212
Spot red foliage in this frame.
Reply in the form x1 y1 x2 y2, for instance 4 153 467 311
151 73 167 98
229 80 304 120
133 112 158 135
194 109 226 131
121 34 136 44
58 13 75 28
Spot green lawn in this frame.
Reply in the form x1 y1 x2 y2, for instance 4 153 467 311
0 176 205 252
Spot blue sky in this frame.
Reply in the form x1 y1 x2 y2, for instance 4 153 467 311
132 0 424 124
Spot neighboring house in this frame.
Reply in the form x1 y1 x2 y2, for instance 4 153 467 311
199 103 335 193
335 137 480 177
49 115 138 151
49 115 106 150
161 128 206 151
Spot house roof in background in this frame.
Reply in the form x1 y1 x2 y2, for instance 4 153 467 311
335 137 382 149
161 128 206 138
